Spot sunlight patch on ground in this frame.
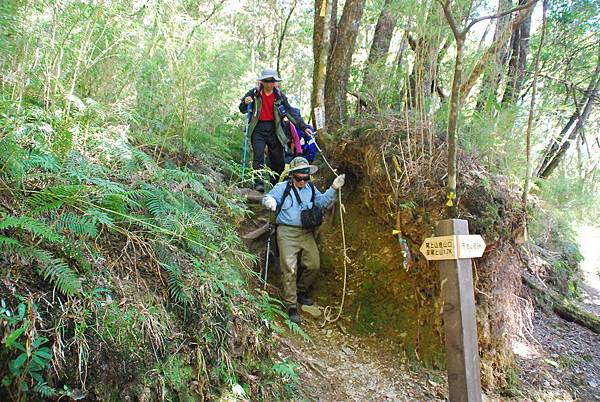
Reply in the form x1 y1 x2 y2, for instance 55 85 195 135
576 225 600 313
512 339 539 359
577 225 600 291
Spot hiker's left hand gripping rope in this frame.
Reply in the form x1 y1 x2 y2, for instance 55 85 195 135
241 102 252 183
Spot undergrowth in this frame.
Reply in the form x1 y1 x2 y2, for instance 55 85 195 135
0 96 296 400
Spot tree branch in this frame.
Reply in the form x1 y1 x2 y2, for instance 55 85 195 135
465 0 537 32
276 0 298 76
438 0 463 41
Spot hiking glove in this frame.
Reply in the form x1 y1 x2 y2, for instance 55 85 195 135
332 174 345 190
264 197 277 211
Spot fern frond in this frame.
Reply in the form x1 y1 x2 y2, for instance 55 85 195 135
0 215 62 243
0 234 21 247
153 244 190 305
29 184 87 212
18 247 82 295
85 209 114 227
33 382 58 398
55 212 98 238
25 150 60 173
0 135 27 183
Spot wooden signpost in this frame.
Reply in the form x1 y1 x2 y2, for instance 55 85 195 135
420 219 485 402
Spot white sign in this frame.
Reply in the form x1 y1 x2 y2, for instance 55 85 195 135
420 235 486 261
456 235 486 259
314 106 325 130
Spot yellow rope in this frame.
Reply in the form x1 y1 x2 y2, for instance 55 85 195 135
313 139 349 326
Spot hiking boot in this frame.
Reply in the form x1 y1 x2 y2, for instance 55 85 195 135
254 183 265 193
297 292 313 306
287 306 302 324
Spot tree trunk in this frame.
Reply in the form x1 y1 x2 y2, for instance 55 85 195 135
311 0 332 124
523 273 600 335
324 0 366 130
474 0 514 110
535 55 600 179
522 0 546 207
406 5 445 111
328 0 338 63
361 0 397 100
446 38 464 218
502 0 534 105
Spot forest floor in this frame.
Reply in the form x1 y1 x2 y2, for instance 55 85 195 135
277 299 600 402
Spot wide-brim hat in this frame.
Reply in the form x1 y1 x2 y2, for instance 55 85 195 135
288 157 318 175
258 69 282 82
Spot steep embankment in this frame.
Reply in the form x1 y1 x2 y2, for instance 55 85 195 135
0 101 292 400
312 116 528 387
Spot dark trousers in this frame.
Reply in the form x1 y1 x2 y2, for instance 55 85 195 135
252 121 284 186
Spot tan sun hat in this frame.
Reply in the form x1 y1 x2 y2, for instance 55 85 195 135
288 157 318 175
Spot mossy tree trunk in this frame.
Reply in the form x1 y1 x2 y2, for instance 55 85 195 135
311 0 331 125
361 0 397 105
324 0 366 130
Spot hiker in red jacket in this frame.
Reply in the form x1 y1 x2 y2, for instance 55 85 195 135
239 69 311 192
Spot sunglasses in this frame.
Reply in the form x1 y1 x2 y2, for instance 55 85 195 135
293 175 310 182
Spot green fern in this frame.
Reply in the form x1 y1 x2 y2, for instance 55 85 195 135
0 215 62 243
28 184 87 212
0 234 21 247
153 244 190 305
33 382 58 398
25 150 60 173
55 212 98 238
21 247 82 296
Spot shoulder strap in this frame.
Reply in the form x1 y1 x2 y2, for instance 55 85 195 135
309 182 316 205
291 185 303 205
275 180 294 218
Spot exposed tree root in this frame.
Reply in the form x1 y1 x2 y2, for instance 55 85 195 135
522 273 600 334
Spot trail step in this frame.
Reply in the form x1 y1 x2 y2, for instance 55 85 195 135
239 188 265 203
241 223 271 240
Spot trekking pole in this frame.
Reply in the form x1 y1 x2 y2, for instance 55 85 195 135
261 213 273 289
241 102 252 183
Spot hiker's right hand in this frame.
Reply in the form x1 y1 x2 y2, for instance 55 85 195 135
332 174 346 190
264 197 277 211
244 96 253 105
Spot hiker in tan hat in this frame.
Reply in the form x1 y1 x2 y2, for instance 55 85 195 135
262 157 345 324
239 69 311 192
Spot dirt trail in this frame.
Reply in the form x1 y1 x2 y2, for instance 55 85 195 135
276 304 600 402
277 316 448 402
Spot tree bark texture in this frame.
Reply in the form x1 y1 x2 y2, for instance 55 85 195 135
535 52 600 179
311 0 331 124
474 0 514 110
362 0 397 99
324 0 366 130
502 0 534 105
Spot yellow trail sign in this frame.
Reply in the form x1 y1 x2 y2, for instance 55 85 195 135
420 235 486 261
